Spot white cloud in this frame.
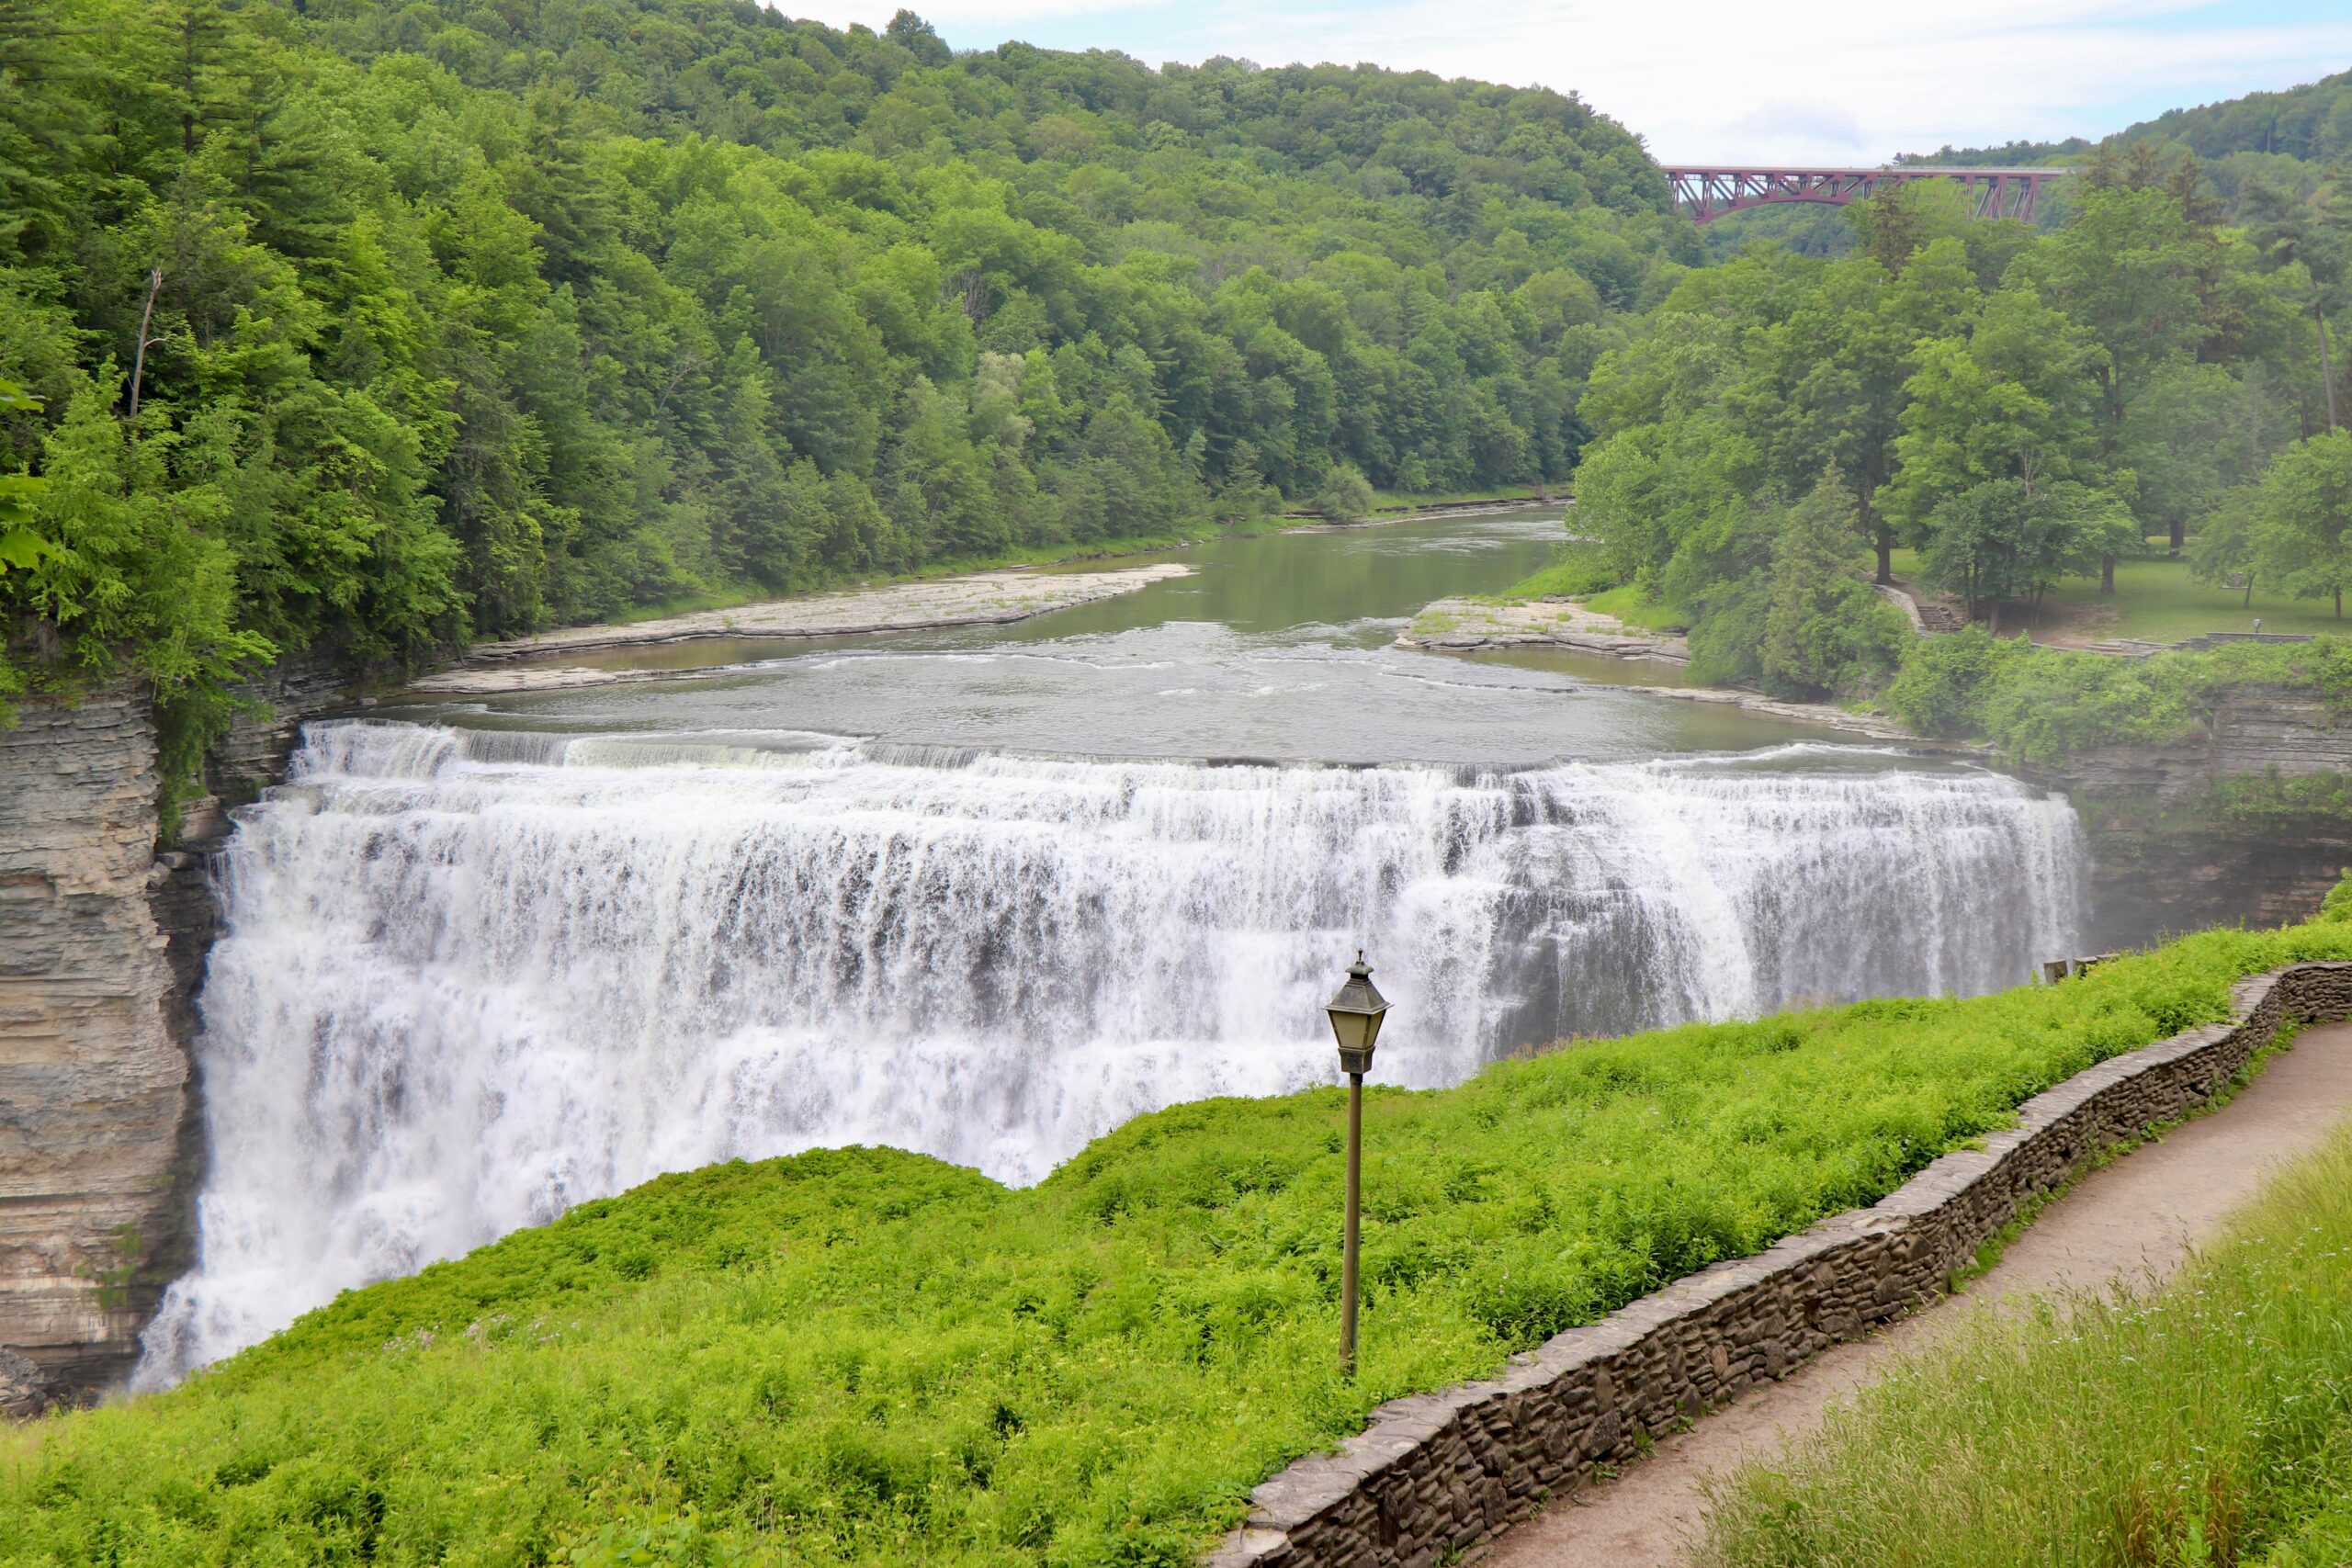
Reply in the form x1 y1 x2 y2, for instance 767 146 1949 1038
1726 100 1873 153
782 0 2352 165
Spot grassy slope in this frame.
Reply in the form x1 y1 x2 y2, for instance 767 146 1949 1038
12 917 2352 1565
2031 558 2351 642
1886 548 2352 643
1482 537 1691 630
1702 1002 2352 1562
1577 583 1691 634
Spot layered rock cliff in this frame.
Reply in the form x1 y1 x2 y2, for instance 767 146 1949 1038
0 687 195 1398
2036 682 2352 948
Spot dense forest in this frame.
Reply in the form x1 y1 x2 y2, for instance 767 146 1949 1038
1571 156 2351 704
0 0 1690 746
7 0 2352 775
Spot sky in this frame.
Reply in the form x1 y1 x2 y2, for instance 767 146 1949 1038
782 0 2352 166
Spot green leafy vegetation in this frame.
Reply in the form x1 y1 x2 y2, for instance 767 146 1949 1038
1700 952 2352 1564
1883 630 2352 763
12 908 2352 1564
0 0 1688 750
1564 138 2352 721
1488 537 1619 601
1577 582 1690 634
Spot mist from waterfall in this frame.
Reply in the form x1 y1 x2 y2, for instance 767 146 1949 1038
138 721 2085 1382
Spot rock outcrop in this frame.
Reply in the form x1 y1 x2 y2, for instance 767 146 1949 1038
0 686 195 1393
0 1345 48 1416
2036 683 2352 948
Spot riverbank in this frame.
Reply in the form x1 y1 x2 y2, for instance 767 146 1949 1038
1450 587 2352 970
404 502 1566 697
1399 596 1923 743
404 562 1194 694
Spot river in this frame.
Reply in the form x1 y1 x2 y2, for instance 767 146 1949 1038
137 512 2087 1382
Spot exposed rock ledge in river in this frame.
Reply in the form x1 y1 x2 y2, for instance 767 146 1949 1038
1399 595 1692 666
1397 596 1918 742
410 563 1193 694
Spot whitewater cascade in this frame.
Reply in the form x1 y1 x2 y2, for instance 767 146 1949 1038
140 721 2086 1381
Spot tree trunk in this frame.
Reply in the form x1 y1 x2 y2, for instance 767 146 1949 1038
181 11 198 157
2322 305 2340 434
128 268 164 420
2100 555 2116 595
2170 518 2185 555
1874 527 1893 585
1985 600 2002 638
2245 575 2256 609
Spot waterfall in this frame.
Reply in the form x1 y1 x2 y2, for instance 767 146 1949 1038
138 721 2085 1382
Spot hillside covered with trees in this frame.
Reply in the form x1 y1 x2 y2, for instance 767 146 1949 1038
1903 67 2352 219
1568 152 2352 718
0 0 1688 752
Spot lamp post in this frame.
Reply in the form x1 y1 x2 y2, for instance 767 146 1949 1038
1324 950 1389 1378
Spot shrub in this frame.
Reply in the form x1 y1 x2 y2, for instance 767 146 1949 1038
1309 463 1374 522
1883 626 2013 736
1886 634 2351 762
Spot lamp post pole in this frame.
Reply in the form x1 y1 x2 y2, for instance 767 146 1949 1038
1341 1063 1363 1377
1324 951 1389 1380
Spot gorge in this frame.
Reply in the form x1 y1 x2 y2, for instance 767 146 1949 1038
1 512 2335 1399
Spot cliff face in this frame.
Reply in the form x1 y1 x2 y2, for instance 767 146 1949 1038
0 659 347 1404
0 687 195 1398
2032 683 2352 949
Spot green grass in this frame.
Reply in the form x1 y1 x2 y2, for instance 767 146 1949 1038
1700 1066 2352 1567
1885 548 2350 644
1475 536 1612 604
12 908 2352 1566
1580 582 1691 634
1366 482 1555 513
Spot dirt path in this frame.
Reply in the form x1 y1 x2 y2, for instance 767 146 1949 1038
1478 1020 2352 1568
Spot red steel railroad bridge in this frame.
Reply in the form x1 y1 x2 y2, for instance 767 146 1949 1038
1661 165 2070 224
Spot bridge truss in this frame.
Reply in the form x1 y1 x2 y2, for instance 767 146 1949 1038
1661 166 2068 224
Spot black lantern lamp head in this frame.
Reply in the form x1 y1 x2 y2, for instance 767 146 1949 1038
1325 951 1390 1077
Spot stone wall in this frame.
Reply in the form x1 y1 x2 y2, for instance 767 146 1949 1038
0 686 194 1399
1208 962 2352 1568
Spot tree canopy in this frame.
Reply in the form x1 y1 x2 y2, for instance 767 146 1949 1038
0 0 1693 751
1572 165 2346 690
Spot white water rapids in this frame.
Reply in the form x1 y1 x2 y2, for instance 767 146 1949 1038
139 720 2086 1382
